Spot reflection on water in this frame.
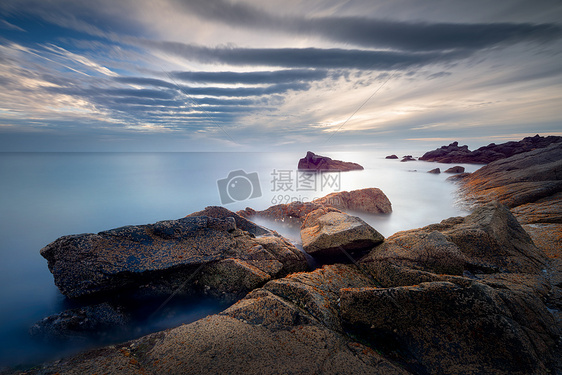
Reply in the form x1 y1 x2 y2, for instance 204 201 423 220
0 152 481 368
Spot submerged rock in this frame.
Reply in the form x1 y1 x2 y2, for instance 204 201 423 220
29 303 129 342
41 214 307 302
297 151 364 171
300 208 384 263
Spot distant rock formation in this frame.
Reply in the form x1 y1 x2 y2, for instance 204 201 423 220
444 166 465 173
420 134 562 163
298 151 363 171
401 155 416 162
385 154 399 159
428 168 440 174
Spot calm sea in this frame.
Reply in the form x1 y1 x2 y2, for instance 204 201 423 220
0 151 481 368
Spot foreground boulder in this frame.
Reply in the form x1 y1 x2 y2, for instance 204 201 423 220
365 202 547 275
420 134 561 163
41 215 307 302
297 151 363 171
340 279 558 375
300 208 384 262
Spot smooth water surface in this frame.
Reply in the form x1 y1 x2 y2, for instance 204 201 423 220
0 151 481 368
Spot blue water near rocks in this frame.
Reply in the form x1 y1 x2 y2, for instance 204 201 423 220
0 151 482 368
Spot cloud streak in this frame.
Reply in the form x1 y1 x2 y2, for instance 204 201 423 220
178 0 562 51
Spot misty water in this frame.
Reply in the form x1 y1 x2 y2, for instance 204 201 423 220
0 151 482 368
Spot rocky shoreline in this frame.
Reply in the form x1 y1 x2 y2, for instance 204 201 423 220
6 142 562 374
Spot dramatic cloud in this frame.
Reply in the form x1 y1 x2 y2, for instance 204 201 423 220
0 0 561 151
177 0 562 51
145 41 472 70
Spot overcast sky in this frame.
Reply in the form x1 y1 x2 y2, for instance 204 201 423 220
1 0 561 152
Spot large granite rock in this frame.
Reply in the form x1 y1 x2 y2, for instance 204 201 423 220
297 151 363 171
365 202 547 275
420 135 562 164
300 208 384 262
340 279 558 375
460 142 562 208
312 187 392 214
41 215 307 301
460 142 562 329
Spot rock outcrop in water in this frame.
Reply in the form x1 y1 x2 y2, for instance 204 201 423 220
313 188 392 214
297 151 364 171
18 140 562 375
40 214 307 302
237 188 392 226
420 134 562 164
23 201 561 375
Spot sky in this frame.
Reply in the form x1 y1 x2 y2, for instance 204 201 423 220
0 0 561 152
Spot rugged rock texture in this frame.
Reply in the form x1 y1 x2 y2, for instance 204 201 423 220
420 135 562 164
312 188 392 214
444 166 465 173
300 208 384 262
461 142 562 208
20 202 561 375
297 151 364 171
460 143 562 333
340 280 557 375
41 215 307 301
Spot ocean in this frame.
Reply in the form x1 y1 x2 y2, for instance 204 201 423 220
0 151 482 368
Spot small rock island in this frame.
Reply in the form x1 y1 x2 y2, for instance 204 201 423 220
298 151 364 171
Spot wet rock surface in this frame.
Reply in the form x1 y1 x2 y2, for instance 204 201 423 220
297 151 364 171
